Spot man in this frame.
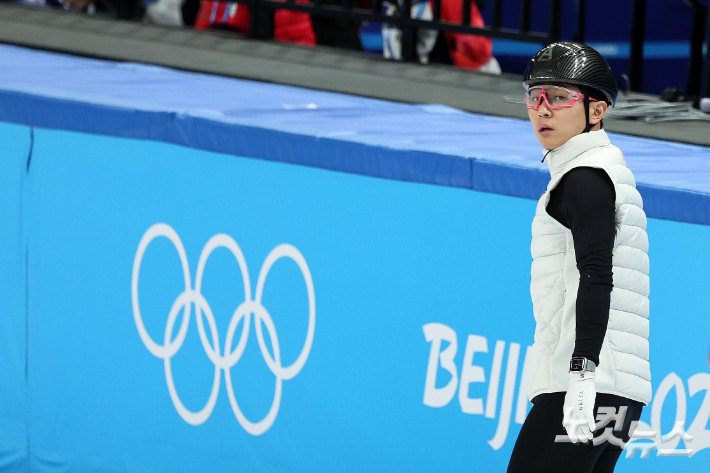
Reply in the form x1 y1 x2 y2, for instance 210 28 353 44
507 42 651 473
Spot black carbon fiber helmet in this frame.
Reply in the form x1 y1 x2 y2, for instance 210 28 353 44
523 42 618 107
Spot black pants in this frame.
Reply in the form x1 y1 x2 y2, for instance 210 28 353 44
507 392 643 473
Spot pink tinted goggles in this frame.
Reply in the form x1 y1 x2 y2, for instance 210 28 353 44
524 85 597 110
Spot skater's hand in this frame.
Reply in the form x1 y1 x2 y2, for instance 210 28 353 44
563 371 596 443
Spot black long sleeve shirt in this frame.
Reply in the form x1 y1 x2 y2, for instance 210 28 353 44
546 167 616 367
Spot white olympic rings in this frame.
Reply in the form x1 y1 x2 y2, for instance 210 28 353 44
131 223 316 436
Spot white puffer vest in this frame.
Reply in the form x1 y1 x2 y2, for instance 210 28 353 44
527 129 651 406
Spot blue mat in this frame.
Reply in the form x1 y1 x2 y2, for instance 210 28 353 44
0 44 707 225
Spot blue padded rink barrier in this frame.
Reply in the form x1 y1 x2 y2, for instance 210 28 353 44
0 43 709 472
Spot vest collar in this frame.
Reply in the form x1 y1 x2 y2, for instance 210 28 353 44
543 129 611 177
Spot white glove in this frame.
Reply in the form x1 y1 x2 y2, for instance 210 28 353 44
563 370 596 443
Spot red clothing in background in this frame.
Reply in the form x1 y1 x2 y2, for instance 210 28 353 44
194 0 316 46
440 0 492 69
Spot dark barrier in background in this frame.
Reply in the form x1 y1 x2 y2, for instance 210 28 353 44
246 0 565 60
240 0 709 95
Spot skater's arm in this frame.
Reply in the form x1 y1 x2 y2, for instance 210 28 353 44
547 167 615 366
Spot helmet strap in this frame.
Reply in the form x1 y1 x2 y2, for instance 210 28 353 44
583 86 593 133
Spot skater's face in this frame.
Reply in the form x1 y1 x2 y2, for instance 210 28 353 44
527 83 607 150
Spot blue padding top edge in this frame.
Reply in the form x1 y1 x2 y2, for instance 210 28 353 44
2 89 708 226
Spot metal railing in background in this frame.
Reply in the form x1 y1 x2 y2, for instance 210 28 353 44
630 0 709 99
246 0 570 61
684 0 709 98
243 0 710 99
628 0 646 92
572 0 585 43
